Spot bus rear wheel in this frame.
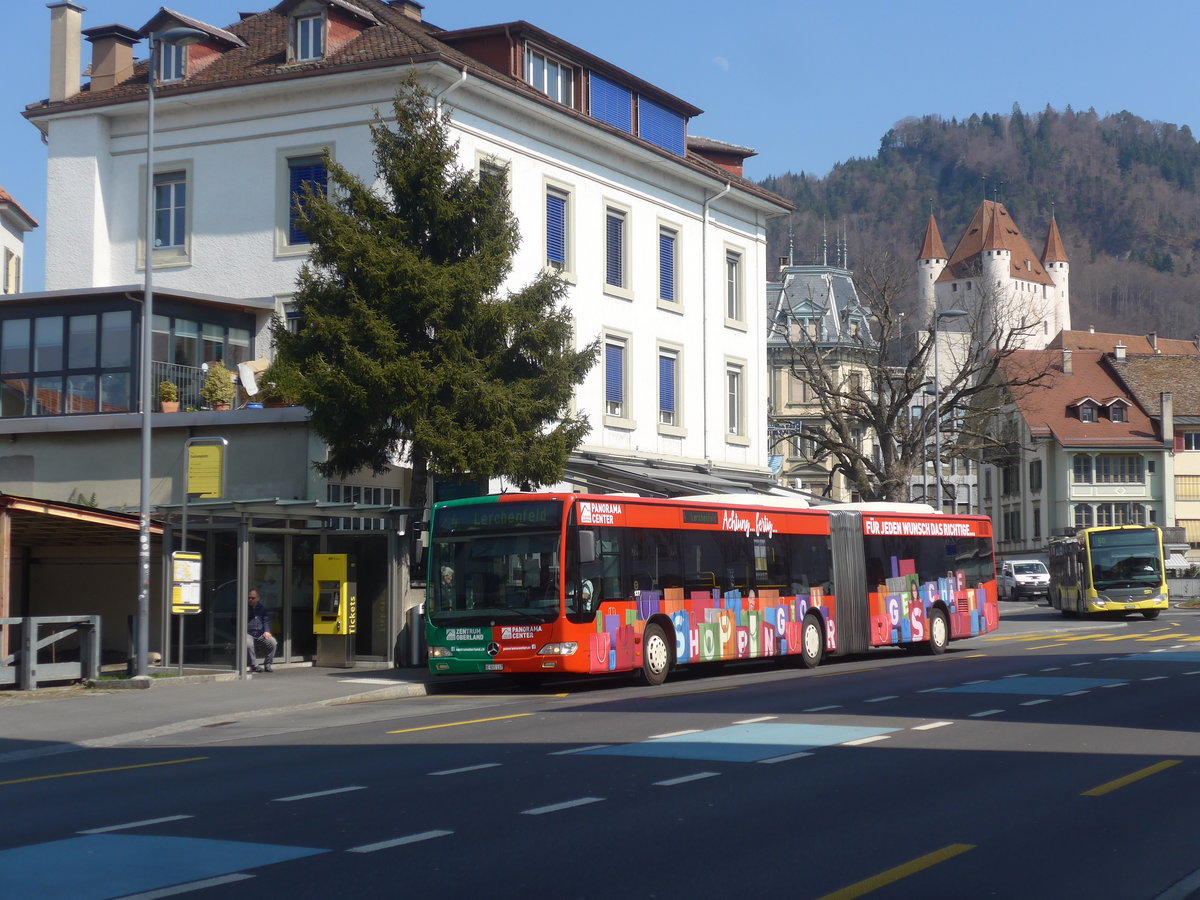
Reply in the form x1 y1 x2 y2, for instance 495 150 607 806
1142 609 1161 620
800 614 824 669
640 624 671 686
925 608 948 655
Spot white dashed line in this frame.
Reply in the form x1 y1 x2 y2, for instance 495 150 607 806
522 797 604 816
912 721 954 731
79 815 193 834
655 772 720 786
1065 690 1089 696
962 680 988 685
273 786 366 802
970 709 1004 718
804 705 842 712
120 874 254 899
1070 662 1092 667
1040 667 1061 672
1184 671 1200 676
865 695 898 703
842 735 891 746
550 745 610 755
733 716 778 725
917 687 945 693
348 830 453 852
1101 682 1127 688
757 751 814 764
1143 676 1169 682
649 730 702 740
1020 699 1051 707
1002 673 1028 678
429 763 502 776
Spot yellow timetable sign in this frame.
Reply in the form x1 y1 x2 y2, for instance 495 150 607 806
187 444 224 498
171 551 203 615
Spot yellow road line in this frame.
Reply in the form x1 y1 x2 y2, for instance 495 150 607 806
1082 760 1180 797
815 843 976 900
387 713 533 734
982 634 1043 642
1094 635 1139 642
0 756 207 787
1026 643 1067 650
1135 634 1186 642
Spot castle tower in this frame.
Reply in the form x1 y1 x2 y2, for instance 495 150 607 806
1041 213 1071 334
916 214 947 321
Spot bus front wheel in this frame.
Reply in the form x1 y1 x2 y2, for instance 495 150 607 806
926 609 948 655
640 624 671 686
800 614 824 669
1143 609 1161 620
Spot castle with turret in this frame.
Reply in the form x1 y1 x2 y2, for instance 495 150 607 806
918 200 1071 350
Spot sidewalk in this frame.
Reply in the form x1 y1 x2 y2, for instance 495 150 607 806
0 663 471 764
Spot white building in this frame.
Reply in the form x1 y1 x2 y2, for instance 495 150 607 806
28 0 790 496
0 187 36 294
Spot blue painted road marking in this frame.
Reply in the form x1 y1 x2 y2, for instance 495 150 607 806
1118 652 1200 663
0 834 326 900
944 677 1125 695
584 723 899 762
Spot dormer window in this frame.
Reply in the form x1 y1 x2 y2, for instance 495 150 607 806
157 41 185 82
1080 404 1097 423
1111 404 1127 423
295 14 324 61
525 45 574 106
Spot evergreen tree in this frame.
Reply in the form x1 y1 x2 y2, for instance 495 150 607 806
273 78 598 516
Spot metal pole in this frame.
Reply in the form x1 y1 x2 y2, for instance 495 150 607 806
934 322 942 513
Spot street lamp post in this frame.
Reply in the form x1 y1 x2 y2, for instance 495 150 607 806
135 26 206 677
931 309 969 514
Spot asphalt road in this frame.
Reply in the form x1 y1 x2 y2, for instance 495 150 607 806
5 602 1200 900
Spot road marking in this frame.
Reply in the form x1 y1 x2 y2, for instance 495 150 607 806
348 830 453 852
120 874 254 899
842 735 890 746
649 729 702 739
1002 673 1028 678
549 744 610 755
733 716 777 725
522 797 604 815
969 709 1004 718
804 705 842 712
0 756 207 787
757 751 813 764
865 695 898 703
1143 676 1169 682
655 772 720 786
1101 682 1127 688
1026 643 1067 649
1040 666 1061 671
1070 661 1092 667
1185 671 1200 676
1020 699 1051 706
1065 690 1090 696
1095 635 1139 642
1083 760 1181 797
1137 634 1187 642
912 721 953 731
917 687 945 693
815 843 975 900
273 786 366 802
387 713 532 734
961 680 987 685
429 763 501 776
78 815 193 834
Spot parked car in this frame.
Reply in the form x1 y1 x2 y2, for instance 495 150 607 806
998 560 1050 602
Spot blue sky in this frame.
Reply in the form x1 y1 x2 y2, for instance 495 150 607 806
3 0 1199 290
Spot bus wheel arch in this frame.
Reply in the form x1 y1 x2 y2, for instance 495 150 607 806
925 606 949 655
799 612 824 669
639 618 674 686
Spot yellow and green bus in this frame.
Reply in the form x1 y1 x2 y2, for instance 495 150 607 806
1048 525 1168 619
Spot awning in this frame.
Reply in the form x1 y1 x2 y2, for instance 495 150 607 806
1166 552 1190 569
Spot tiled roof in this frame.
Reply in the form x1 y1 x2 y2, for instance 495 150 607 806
917 214 946 260
24 1 789 211
937 200 1055 287
1041 215 1068 263
1107 354 1200 417
0 186 38 229
140 8 247 47
1047 330 1200 355
1002 348 1160 447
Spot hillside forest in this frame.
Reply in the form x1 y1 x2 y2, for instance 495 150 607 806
761 105 1200 339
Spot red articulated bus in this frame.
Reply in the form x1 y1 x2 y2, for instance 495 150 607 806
426 492 998 685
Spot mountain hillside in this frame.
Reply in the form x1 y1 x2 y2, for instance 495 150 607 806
761 106 1200 337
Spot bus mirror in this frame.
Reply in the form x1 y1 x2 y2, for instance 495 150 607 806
579 530 596 564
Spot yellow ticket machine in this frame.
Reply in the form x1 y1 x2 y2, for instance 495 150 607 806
313 554 356 667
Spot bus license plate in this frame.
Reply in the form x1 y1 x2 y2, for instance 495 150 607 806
485 663 504 671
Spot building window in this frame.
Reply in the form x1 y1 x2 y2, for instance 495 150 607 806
1033 507 1041 539
589 72 632 133
1003 510 1021 542
725 250 743 323
153 172 187 250
1072 454 1093 484
1094 454 1143 484
1182 431 1200 451
2 249 19 295
157 41 185 82
1001 461 1020 496
1073 503 1094 528
1079 403 1096 423
604 206 627 290
604 338 626 419
726 362 744 437
1178 475 1200 500
1029 459 1042 492
479 158 508 196
658 226 677 304
545 186 570 272
286 155 327 245
658 349 678 427
295 14 324 61
525 46 574 105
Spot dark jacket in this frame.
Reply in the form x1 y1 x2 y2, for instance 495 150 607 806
248 602 271 638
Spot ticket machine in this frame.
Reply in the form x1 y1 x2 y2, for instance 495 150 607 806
313 554 356 667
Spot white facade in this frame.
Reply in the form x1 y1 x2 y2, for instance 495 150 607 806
0 188 36 295
31 6 786 488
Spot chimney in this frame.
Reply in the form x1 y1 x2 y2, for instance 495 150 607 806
1062 349 1073 375
83 24 140 93
1163 391 1174 447
388 0 424 19
48 2 86 103
1148 331 1159 353
1114 342 1126 361
1089 324 1095 334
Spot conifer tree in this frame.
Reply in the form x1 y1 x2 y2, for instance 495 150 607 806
273 79 597 516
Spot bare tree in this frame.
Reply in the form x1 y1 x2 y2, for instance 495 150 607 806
769 251 1048 503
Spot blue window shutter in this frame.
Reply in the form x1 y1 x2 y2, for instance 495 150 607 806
659 354 675 413
605 212 623 287
659 231 675 301
590 73 633 133
637 97 686 156
289 161 327 244
605 343 623 405
546 191 567 266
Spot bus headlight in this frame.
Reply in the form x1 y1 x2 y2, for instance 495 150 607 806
428 646 453 658
538 642 578 656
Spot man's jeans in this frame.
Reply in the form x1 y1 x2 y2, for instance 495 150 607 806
247 633 277 668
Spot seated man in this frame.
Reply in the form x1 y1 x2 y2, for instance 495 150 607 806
246 589 277 673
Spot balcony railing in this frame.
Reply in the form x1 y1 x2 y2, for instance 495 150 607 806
152 361 208 411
